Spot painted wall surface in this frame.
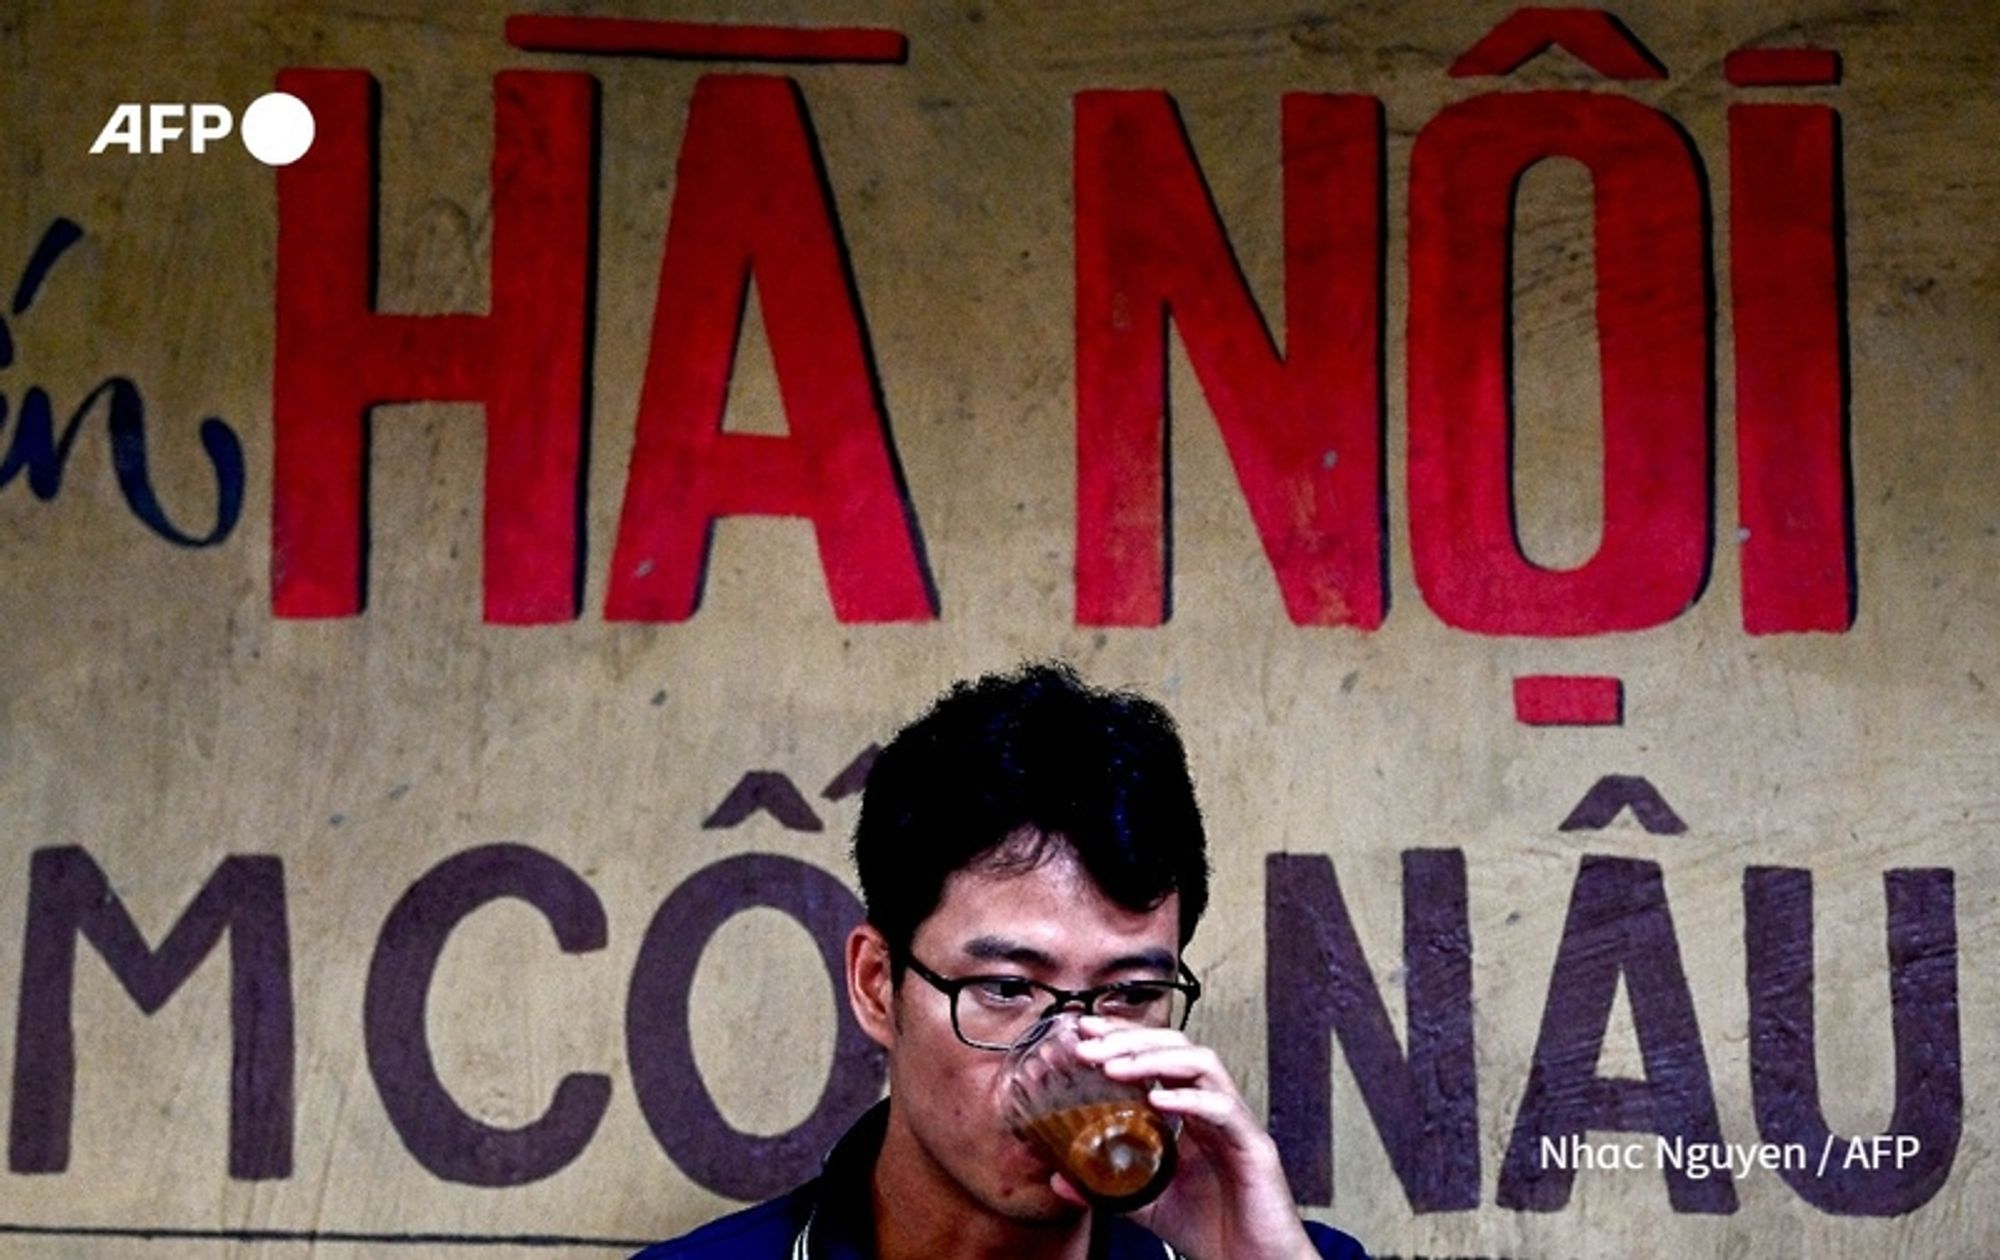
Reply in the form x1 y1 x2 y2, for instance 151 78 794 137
1 2 1994 1257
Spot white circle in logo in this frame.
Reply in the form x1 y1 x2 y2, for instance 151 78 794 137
241 92 315 166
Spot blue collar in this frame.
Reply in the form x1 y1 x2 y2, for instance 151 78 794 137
799 1101 1174 1260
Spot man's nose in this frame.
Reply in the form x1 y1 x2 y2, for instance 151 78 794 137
1039 996 1092 1021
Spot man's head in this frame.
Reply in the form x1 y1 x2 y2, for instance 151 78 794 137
852 661 1210 968
843 663 1210 1224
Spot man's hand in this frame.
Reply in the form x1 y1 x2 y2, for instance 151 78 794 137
1062 1017 1319 1260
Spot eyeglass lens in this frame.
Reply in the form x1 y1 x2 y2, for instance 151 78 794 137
954 978 1188 1048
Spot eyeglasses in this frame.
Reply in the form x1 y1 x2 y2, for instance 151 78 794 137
901 953 1202 1051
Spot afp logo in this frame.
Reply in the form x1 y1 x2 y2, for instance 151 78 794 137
89 91 315 165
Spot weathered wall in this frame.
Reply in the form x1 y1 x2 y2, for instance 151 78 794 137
0 1 1993 1256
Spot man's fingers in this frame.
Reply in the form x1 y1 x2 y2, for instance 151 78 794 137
1076 1024 1198 1059
1080 1024 1184 1048
1091 1044 1227 1089
1149 1086 1289 1169
1146 1086 1240 1129
1049 1170 1089 1207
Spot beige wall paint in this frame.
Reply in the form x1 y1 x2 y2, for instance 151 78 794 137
0 2 1993 1256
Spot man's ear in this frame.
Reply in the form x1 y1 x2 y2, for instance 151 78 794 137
847 923 897 1050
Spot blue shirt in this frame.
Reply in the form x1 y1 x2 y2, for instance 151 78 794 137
632 1102 1367 1260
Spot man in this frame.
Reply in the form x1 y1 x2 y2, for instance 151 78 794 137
636 663 1365 1259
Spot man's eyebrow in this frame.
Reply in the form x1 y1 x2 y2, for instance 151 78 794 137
959 938 1178 977
1096 948 1177 978
962 936 1058 969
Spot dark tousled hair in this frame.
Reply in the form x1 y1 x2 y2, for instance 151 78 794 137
853 662 1210 969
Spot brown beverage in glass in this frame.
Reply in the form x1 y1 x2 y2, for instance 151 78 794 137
1001 1014 1177 1211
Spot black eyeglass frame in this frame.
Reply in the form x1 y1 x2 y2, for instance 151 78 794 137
900 952 1203 1051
